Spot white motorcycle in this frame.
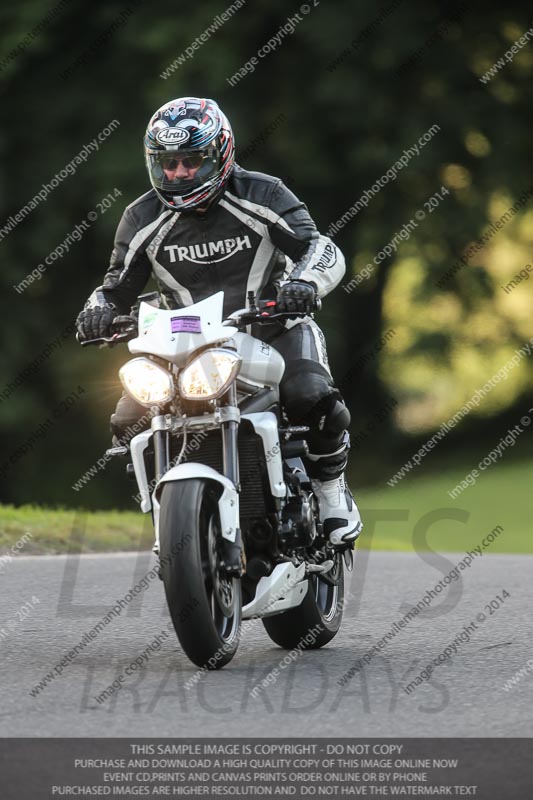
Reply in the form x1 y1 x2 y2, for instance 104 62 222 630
81 291 353 669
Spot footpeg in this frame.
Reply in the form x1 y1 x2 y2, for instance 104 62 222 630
307 560 334 574
105 446 129 457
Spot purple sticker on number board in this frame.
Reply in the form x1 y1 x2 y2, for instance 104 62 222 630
171 315 202 334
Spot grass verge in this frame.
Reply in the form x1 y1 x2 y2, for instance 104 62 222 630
0 505 147 555
0 459 530 554
355 457 531 553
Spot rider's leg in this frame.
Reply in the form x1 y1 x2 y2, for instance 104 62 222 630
110 392 151 445
262 319 363 548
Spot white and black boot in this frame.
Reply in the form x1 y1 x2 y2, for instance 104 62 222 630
311 473 363 547
307 427 363 548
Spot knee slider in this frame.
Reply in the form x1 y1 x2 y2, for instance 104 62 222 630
307 395 350 434
322 398 351 435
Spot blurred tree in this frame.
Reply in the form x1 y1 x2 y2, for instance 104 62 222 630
0 0 531 507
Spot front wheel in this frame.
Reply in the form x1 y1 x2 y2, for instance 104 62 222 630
262 553 344 649
159 479 241 669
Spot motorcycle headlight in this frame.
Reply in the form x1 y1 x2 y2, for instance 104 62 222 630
179 348 241 401
119 358 174 407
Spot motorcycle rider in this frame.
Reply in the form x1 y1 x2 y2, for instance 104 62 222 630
76 97 362 549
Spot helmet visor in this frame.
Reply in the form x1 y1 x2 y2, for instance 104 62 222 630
147 147 220 197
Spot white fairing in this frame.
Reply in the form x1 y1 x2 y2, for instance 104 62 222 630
242 563 308 618
128 292 237 365
230 332 285 388
130 430 153 513
152 463 239 552
242 412 285 498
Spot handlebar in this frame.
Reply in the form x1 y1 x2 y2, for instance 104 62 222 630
76 294 321 346
77 319 137 348
229 297 321 328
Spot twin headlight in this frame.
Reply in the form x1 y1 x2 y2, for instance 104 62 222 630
179 348 241 400
119 349 241 406
119 358 174 406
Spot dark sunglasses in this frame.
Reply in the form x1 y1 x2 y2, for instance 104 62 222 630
161 154 204 170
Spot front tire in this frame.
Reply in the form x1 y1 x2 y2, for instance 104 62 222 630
159 479 241 669
262 553 344 649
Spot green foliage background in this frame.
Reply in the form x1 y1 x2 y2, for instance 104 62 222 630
1 0 531 509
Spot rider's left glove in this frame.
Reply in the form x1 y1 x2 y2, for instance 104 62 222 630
76 303 117 341
276 280 318 315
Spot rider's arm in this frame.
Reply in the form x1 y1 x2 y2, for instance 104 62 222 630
85 207 152 312
266 180 346 298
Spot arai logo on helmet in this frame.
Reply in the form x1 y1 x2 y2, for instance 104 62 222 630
155 127 190 146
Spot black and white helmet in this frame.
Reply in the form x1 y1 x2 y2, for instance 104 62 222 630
144 97 235 211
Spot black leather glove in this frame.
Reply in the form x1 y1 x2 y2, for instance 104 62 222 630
111 314 137 333
276 280 318 314
76 304 117 341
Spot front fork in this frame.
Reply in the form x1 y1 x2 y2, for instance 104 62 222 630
153 418 169 483
151 390 243 575
219 383 244 574
221 383 240 489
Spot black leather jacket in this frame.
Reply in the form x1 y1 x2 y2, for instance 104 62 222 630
86 165 346 318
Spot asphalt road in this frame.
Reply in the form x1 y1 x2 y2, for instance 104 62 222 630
1 549 532 736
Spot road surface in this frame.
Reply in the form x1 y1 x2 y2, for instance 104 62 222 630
1 549 531 736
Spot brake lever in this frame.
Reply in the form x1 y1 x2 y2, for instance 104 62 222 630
234 306 320 326
77 331 134 348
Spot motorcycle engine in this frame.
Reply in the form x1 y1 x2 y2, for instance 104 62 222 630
279 488 318 550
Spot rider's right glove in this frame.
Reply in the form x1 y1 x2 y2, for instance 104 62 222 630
76 303 117 341
276 280 318 315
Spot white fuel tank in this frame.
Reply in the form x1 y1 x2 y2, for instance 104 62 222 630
230 332 285 389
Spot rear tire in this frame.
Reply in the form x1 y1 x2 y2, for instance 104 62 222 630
262 553 344 649
159 479 241 669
